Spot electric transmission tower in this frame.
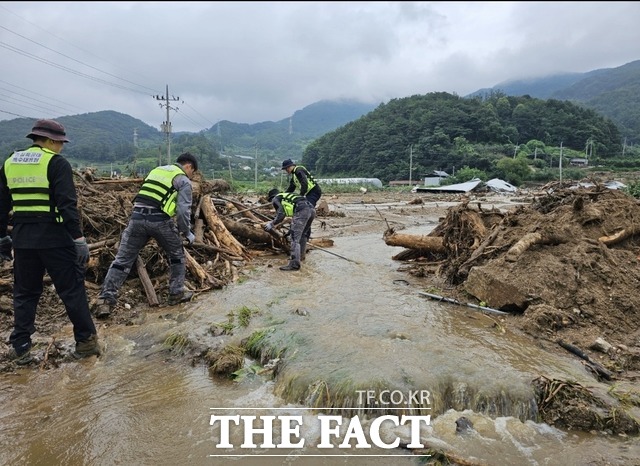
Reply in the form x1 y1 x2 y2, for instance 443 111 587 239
154 84 179 164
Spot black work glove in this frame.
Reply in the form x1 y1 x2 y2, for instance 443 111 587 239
73 237 90 266
0 236 12 262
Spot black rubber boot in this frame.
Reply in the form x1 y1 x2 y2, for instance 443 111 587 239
168 290 194 305
279 263 300 271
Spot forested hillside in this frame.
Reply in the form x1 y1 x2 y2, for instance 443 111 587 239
0 86 636 187
552 60 640 142
0 100 376 176
302 92 623 183
471 60 640 143
0 111 162 166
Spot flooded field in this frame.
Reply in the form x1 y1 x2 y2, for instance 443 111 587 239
1 196 639 465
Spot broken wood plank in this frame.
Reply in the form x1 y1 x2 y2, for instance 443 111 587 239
136 256 159 306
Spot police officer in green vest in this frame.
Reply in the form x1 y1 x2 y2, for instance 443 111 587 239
281 159 322 207
0 119 100 364
93 152 198 317
264 189 315 271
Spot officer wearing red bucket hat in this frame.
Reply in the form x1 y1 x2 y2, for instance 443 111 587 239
0 119 100 365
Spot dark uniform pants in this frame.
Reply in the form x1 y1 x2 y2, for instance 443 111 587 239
306 186 322 207
288 202 316 268
99 213 185 301
10 247 97 349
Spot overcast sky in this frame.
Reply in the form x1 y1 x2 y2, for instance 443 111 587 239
1 2 639 133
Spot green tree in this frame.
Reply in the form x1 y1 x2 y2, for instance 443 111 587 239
493 157 531 186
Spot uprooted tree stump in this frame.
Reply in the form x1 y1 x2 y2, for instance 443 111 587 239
386 185 640 376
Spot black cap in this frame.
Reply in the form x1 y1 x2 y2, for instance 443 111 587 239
268 188 279 201
281 159 295 170
176 152 198 171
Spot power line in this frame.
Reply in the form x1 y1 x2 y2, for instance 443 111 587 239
179 100 216 129
0 5 166 121
0 7 219 132
0 108 30 118
0 41 154 95
0 95 59 115
0 84 80 114
0 25 159 95
173 108 207 132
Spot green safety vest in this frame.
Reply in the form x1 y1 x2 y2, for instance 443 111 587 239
134 164 186 216
4 146 62 223
279 192 303 217
291 165 318 191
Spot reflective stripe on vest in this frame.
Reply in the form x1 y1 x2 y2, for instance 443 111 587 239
291 165 317 191
4 147 62 223
280 192 303 217
135 164 185 216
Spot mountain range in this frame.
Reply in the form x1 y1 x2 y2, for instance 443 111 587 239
468 59 640 142
1 59 638 162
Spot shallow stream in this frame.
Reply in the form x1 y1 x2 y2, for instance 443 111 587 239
1 199 639 465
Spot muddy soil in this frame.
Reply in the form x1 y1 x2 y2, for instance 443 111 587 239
1 185 640 437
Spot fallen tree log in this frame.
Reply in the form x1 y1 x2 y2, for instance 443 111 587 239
598 226 640 246
383 228 446 254
189 242 245 262
88 238 118 251
219 197 271 222
89 178 143 192
222 218 273 245
505 231 567 262
201 195 252 261
184 248 224 289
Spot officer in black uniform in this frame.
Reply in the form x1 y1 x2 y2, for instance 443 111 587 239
0 119 100 364
281 159 322 207
264 188 315 271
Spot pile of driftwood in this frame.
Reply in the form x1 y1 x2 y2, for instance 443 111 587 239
382 182 640 316
0 171 292 309
383 196 506 284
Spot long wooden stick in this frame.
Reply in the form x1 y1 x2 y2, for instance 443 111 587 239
221 202 271 218
307 243 361 265
136 256 159 306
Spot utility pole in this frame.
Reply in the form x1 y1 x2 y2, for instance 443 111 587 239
409 144 413 187
254 144 258 189
154 84 179 165
585 138 594 159
559 141 563 182
132 128 138 177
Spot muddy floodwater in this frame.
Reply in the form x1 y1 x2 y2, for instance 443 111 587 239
1 199 640 465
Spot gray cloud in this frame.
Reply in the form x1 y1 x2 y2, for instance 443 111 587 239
1 2 638 132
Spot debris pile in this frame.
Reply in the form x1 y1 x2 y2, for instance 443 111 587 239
0 172 289 341
387 184 640 375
